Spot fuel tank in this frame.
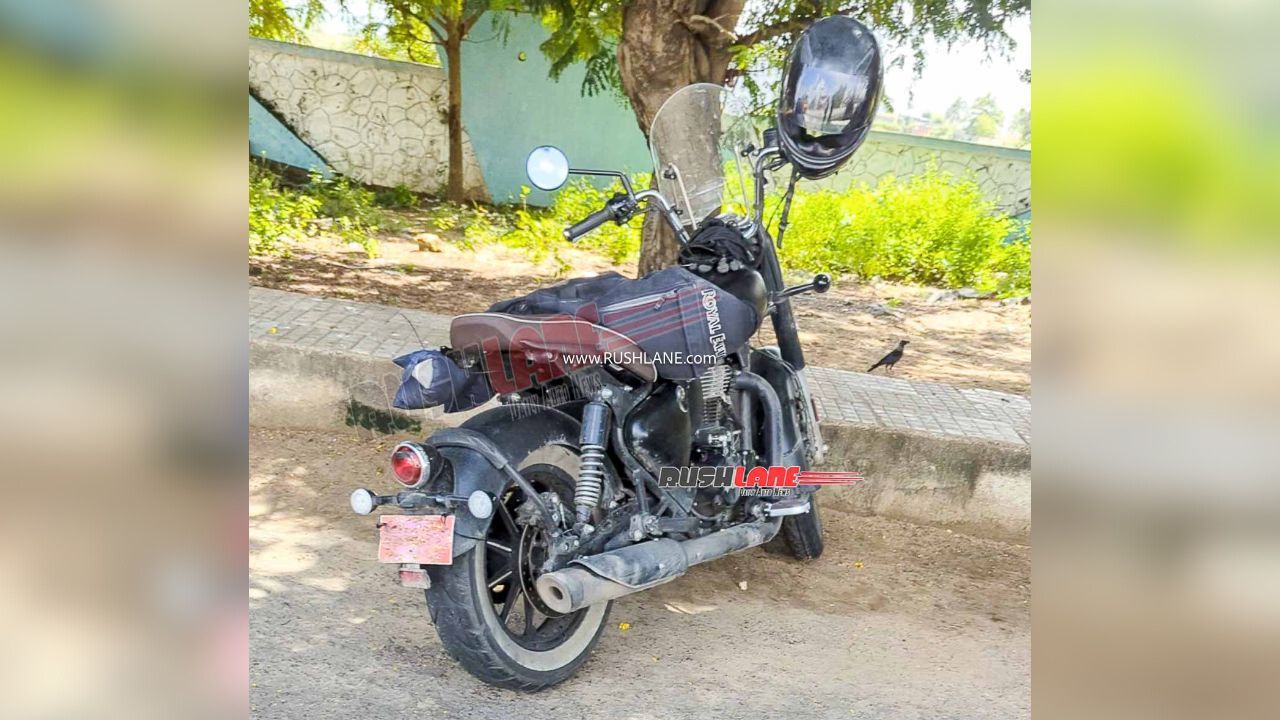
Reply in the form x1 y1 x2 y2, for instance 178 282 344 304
701 268 767 332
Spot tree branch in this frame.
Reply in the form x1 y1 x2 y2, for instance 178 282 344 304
424 11 449 43
461 8 486 34
678 15 738 48
735 14 820 47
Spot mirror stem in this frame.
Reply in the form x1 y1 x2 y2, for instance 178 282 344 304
567 168 635 199
774 169 799 249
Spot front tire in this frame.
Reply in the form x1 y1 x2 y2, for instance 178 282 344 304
780 492 825 559
425 444 610 691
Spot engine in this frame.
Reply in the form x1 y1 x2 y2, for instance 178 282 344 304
686 362 746 517
691 363 736 462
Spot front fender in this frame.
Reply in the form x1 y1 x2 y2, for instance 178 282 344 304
428 405 583 556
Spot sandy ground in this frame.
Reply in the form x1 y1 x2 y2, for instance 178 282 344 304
250 427 1030 719
250 234 1030 395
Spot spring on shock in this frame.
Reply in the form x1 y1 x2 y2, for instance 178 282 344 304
575 399 611 524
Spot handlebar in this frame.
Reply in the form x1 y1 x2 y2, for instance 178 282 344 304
558 180 690 246
563 206 618 242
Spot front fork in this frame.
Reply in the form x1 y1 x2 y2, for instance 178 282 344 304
756 231 808 370
756 228 826 464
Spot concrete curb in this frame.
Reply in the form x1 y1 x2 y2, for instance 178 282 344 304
819 424 1029 541
250 338 1030 542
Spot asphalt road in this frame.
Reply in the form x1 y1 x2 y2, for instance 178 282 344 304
250 428 1030 719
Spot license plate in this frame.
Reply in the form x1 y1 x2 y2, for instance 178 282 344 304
378 515 454 565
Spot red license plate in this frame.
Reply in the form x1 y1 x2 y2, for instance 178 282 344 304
378 515 454 565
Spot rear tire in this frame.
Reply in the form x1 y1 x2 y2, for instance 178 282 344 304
425 444 610 691
780 492 825 560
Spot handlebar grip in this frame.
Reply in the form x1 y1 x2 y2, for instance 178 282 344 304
563 207 616 242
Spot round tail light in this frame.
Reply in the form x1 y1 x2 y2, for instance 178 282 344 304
390 442 430 488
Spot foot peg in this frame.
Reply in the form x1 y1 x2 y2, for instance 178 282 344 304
762 496 811 517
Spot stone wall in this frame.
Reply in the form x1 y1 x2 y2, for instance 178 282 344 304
823 131 1030 215
249 38 488 200
249 33 1028 214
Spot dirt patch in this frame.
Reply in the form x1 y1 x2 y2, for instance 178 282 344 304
251 427 1029 718
251 232 1029 395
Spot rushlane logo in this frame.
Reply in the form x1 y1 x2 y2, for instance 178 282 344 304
657 466 862 496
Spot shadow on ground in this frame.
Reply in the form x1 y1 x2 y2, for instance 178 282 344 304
250 427 1029 719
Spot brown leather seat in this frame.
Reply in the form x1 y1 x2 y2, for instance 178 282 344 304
450 313 657 386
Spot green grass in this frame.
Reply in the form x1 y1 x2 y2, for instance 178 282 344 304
771 168 1028 295
250 161 1030 296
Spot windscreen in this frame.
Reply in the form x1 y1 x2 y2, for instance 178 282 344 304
648 84 756 229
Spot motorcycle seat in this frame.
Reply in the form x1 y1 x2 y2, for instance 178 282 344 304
450 312 658 383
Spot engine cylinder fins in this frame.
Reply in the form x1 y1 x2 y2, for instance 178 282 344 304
697 364 733 429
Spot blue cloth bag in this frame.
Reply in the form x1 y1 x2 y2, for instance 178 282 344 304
392 349 493 413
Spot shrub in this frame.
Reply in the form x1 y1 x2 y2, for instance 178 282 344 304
466 177 646 275
249 160 1030 294
375 183 419 209
247 163 386 258
304 174 388 256
507 179 645 265
776 169 1026 294
990 226 1031 296
249 167 320 256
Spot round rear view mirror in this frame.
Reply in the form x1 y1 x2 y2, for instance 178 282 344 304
526 145 569 191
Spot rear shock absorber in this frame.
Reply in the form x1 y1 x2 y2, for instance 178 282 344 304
575 398 611 526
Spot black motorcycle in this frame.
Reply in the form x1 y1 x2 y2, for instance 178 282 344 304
350 17 882 691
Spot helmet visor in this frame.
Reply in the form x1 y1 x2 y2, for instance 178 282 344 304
793 64 872 137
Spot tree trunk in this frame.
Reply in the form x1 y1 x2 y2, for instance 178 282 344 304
619 0 745 275
443 30 466 203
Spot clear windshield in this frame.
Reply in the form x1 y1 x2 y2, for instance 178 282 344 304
649 84 757 229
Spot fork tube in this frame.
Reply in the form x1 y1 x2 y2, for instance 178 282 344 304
757 231 806 370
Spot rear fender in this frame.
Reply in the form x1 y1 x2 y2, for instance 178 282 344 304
428 405 583 557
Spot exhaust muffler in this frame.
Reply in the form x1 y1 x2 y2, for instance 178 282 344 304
536 518 781 614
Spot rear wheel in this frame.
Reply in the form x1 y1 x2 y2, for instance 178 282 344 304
425 445 610 691
780 492 825 560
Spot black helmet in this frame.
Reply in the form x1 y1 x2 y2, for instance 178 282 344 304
776 16 882 179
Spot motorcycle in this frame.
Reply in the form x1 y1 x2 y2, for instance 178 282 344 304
350 17 882 691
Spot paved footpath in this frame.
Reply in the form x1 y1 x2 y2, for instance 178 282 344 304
250 286 1030 447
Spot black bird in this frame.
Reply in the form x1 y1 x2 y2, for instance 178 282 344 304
867 340 909 374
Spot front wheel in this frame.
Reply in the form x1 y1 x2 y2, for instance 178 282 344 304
425 444 610 691
780 492 825 560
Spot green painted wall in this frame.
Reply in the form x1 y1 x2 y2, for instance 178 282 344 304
249 94 332 177
456 15 651 206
